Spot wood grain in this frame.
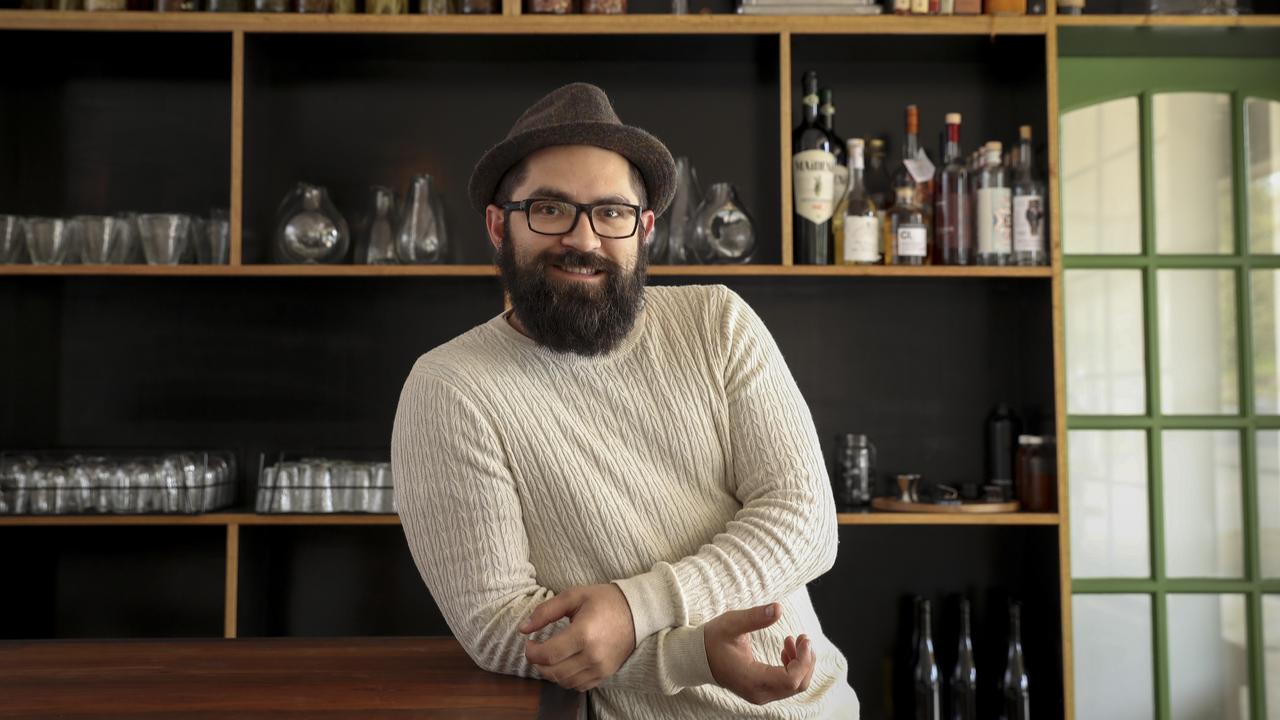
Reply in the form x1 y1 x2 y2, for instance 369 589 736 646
0 263 1051 277
0 637 577 720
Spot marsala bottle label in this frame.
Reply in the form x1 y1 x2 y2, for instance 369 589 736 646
897 225 927 258
977 188 1012 255
843 216 879 263
1013 195 1044 252
793 149 837 224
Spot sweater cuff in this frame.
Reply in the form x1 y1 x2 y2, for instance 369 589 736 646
663 625 716 690
612 564 680 644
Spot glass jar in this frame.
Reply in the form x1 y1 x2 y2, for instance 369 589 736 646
832 433 876 509
525 0 572 12
458 0 496 11
581 0 624 11
689 183 756 264
1015 435 1056 512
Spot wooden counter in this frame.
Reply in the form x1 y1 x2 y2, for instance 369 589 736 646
0 636 581 719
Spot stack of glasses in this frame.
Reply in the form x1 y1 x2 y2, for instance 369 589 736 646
737 0 881 15
256 457 395 514
0 211 230 266
0 452 237 515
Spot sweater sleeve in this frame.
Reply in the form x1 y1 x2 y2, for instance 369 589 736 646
612 286 839 644
392 364 716 695
392 366 566 678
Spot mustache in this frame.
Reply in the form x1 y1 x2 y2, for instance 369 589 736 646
534 248 622 274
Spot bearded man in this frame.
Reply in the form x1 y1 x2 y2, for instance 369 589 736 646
391 82 859 719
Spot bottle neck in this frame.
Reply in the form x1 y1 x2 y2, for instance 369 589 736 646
903 132 918 160
944 124 962 163
820 107 835 132
802 96 819 124
1018 137 1034 172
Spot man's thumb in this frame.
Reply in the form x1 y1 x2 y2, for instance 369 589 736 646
722 602 781 636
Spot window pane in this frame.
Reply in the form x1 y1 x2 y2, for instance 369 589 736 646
1072 594 1155 720
1062 97 1142 255
1162 431 1243 579
1158 270 1239 415
1258 431 1280 578
1066 270 1147 414
1167 594 1250 720
1154 93 1234 255
1266 596 1280 720
1069 430 1150 578
1247 98 1280 254
1252 270 1280 415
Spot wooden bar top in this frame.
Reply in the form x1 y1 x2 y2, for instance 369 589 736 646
0 636 581 720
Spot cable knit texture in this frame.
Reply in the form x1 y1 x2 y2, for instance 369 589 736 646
391 283 859 719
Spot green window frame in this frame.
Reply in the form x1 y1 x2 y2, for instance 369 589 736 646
1061 35 1280 720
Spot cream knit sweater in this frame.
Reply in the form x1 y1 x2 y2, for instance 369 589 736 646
391 284 859 719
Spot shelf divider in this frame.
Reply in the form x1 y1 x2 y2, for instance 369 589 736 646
230 29 245 267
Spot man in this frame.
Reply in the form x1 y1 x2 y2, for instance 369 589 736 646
391 82 858 719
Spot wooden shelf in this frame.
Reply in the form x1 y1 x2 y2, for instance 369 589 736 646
0 511 1057 526
1055 14 1280 27
837 511 1060 525
0 263 1052 278
0 10 1050 34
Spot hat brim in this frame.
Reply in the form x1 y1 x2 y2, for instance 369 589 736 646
467 121 676 218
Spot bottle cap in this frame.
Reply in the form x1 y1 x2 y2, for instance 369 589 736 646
869 137 885 149
905 105 919 135
1018 435 1044 446
946 112 962 125
1019 125 1032 140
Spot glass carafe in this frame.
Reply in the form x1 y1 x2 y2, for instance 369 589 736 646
362 186 399 265
395 174 449 264
689 183 756 264
833 433 876 508
664 156 701 265
273 182 350 264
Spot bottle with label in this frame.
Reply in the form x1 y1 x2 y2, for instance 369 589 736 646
950 597 977 720
835 139 881 266
792 70 836 265
893 0 910 14
819 88 849 212
1012 126 1046 266
889 186 929 266
914 599 941 720
934 113 972 266
1001 601 1031 720
975 141 1012 266
892 105 935 219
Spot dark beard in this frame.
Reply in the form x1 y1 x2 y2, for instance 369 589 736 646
496 234 648 357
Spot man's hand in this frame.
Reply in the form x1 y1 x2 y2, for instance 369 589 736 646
520 583 636 693
705 602 816 706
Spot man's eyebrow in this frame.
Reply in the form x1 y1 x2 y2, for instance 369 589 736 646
524 186 637 205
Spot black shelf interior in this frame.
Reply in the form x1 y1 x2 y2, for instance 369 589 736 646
0 31 231 218
242 33 782 265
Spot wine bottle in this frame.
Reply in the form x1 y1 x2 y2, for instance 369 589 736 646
836 138 882 265
1012 125 1046 266
819 88 849 215
892 105 934 255
1001 601 1031 720
950 597 977 720
792 71 837 265
934 113 972 266
975 141 1012 266
915 598 941 720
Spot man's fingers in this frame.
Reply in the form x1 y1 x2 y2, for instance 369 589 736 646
525 628 583 667
784 635 815 695
781 635 797 665
558 665 598 693
521 592 577 634
717 602 782 638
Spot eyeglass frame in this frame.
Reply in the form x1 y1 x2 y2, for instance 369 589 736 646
500 197 644 240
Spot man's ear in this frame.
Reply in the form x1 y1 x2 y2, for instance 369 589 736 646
640 210 656 246
485 205 505 253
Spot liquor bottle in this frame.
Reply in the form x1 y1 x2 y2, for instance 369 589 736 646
866 138 893 216
1001 601 1031 720
889 186 929 266
792 70 837 265
975 141 1012 266
933 113 972 266
836 139 882 266
892 105 935 215
893 0 910 14
950 597 977 720
985 402 1020 501
1012 126 1046 266
914 599 941 720
819 88 849 214
911 0 929 15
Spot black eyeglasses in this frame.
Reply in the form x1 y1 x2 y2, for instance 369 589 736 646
501 198 642 240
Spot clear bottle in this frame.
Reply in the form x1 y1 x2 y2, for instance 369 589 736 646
836 139 882 266
1002 601 1031 720
950 597 977 720
819 88 849 213
975 141 1012 266
1012 126 1047 267
865 137 893 215
892 105 935 220
889 186 929 266
934 113 972 266
914 599 941 720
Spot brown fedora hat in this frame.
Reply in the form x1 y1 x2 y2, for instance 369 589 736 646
467 82 676 217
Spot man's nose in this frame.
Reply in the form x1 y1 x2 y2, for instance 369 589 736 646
560 210 602 253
